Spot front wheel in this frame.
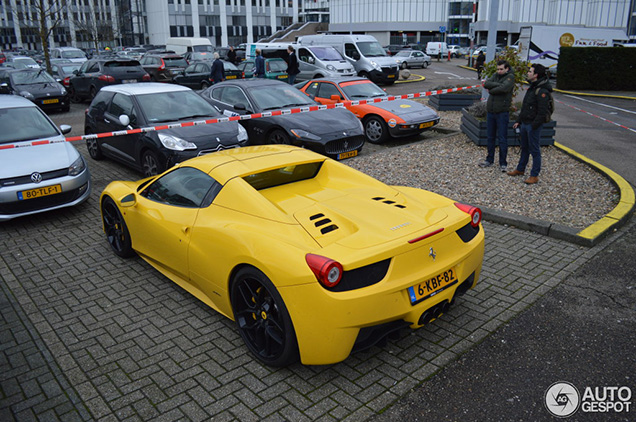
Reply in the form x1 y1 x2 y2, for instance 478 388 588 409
69 84 82 103
230 267 299 367
141 150 164 177
101 196 135 258
267 129 290 145
401 62 408 70
85 128 104 160
364 116 389 144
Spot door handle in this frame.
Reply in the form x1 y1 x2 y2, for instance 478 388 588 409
104 119 110 123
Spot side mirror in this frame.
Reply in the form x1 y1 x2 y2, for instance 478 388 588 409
119 193 136 208
73 69 79 75
59 124 72 134
308 57 315 64
352 52 360 60
119 114 130 126
330 94 341 102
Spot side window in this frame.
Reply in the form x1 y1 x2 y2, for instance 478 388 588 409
51 65 59 77
220 86 249 106
141 167 220 208
299 48 310 62
317 83 341 100
304 82 319 97
107 93 136 124
210 87 223 101
344 43 358 59
87 62 100 73
78 61 90 73
195 63 206 73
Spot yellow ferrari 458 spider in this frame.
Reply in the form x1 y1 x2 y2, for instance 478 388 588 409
100 145 485 366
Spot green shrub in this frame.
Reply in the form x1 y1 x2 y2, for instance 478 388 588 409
482 47 530 99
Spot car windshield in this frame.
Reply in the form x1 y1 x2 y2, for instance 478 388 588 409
340 80 386 98
267 59 287 72
394 51 411 57
163 57 188 67
10 70 57 85
357 41 387 57
137 90 221 123
250 84 316 110
309 47 344 61
0 106 59 144
61 64 81 73
192 45 214 53
62 50 85 59
223 61 238 71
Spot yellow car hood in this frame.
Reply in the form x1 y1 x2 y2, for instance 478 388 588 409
289 188 448 249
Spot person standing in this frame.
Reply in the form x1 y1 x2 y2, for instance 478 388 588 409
286 45 300 85
227 46 237 65
475 50 485 79
254 49 265 78
479 60 515 171
507 63 552 185
210 52 225 84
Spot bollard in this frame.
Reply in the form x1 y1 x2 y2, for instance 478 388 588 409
447 51 451 61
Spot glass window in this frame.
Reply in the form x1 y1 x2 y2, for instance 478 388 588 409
340 80 386 99
219 86 249 106
141 167 219 208
0 106 59 144
317 83 341 100
107 93 137 124
137 89 220 123
304 82 319 97
243 162 323 190
344 43 358 58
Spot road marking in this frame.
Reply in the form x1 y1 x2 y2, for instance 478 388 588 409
434 71 463 79
563 94 636 115
557 99 636 134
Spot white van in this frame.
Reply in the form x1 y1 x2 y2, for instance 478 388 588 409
426 42 449 58
165 37 214 55
297 34 399 84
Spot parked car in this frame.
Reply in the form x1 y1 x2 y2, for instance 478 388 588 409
84 83 248 176
448 45 463 58
296 76 440 144
139 53 188 82
50 47 87 63
2 55 41 69
173 60 243 89
0 95 90 221
393 49 431 69
48 60 82 88
68 58 150 102
237 58 288 80
0 68 70 112
384 44 406 56
99 144 485 366
199 78 364 160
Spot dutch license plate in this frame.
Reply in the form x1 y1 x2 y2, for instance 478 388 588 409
388 74 395 78
226 75 237 79
278 75 288 79
407 267 458 305
122 79 136 84
338 150 358 160
419 121 435 129
18 184 62 200
42 98 59 104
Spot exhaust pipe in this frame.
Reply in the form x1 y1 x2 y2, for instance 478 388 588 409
418 300 450 325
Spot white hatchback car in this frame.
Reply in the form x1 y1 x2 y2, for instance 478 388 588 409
0 96 91 221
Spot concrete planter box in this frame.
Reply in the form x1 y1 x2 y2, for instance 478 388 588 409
428 93 481 111
460 108 556 146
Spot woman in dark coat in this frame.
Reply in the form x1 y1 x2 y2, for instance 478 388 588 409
210 52 225 84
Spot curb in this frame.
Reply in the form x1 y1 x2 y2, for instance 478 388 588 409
481 143 635 247
395 73 426 84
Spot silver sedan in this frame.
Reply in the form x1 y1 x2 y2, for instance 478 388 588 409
394 50 431 69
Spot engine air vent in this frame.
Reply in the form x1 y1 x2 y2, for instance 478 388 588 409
320 225 338 234
310 213 325 220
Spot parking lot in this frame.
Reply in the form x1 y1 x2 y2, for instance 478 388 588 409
1 61 633 420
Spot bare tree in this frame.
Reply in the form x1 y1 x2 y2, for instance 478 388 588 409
73 10 115 57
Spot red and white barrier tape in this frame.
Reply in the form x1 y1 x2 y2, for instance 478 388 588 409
0 84 483 150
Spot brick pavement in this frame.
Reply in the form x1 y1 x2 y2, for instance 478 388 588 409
0 142 608 421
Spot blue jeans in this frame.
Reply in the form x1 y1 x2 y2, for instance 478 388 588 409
486 111 509 166
516 122 543 177
288 73 297 85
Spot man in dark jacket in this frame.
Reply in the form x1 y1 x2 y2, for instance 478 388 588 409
210 52 225 84
286 45 300 84
254 49 265 78
479 60 515 171
475 51 485 79
507 63 552 184
227 46 237 65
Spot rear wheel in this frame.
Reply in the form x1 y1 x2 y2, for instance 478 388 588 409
69 84 82 103
101 196 135 258
85 128 104 160
423 62 429 69
141 150 164 177
200 81 210 90
267 129 290 145
230 267 299 367
364 115 389 144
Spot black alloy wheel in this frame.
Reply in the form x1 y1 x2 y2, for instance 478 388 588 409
101 196 135 258
89 86 98 101
231 267 299 367
69 84 82 103
364 115 389 144
267 129 290 145
141 150 164 177
84 128 104 160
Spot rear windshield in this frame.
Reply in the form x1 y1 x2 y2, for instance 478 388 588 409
62 50 86 59
163 57 188 67
267 59 287 72
104 61 142 68
243 162 323 190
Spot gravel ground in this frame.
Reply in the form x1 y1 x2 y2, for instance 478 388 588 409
347 110 620 230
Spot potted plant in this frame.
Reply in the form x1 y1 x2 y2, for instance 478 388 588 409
460 47 557 146
428 83 482 111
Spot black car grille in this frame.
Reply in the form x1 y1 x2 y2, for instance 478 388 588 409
324 135 365 154
0 168 69 187
381 66 399 75
0 184 86 214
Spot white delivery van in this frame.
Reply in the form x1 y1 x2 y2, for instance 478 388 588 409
165 37 214 55
297 34 399 84
426 42 449 58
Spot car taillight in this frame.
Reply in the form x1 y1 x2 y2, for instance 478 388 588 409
158 59 165 70
98 74 115 83
142 73 151 81
454 202 482 227
62 76 70 86
305 254 343 288
241 71 245 78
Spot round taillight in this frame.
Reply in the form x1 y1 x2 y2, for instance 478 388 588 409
454 202 482 227
142 73 151 81
305 254 343 288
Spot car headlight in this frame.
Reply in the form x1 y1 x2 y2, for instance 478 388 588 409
158 133 197 151
237 124 248 143
326 64 336 71
68 155 86 176
60 87 67 95
290 129 321 141
20 91 34 100
370 61 381 71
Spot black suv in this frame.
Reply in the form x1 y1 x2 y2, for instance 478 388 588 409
139 53 188 82
68 58 150 102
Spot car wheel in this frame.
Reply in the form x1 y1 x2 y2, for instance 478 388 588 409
61 105 70 112
401 62 408 70
267 129 290 145
101 196 136 258
314 74 323 78
230 267 299 367
89 86 97 101
141 150 164 177
359 71 370 80
200 81 210 90
423 62 428 69
364 116 389 144
69 84 82 103
85 128 104 160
